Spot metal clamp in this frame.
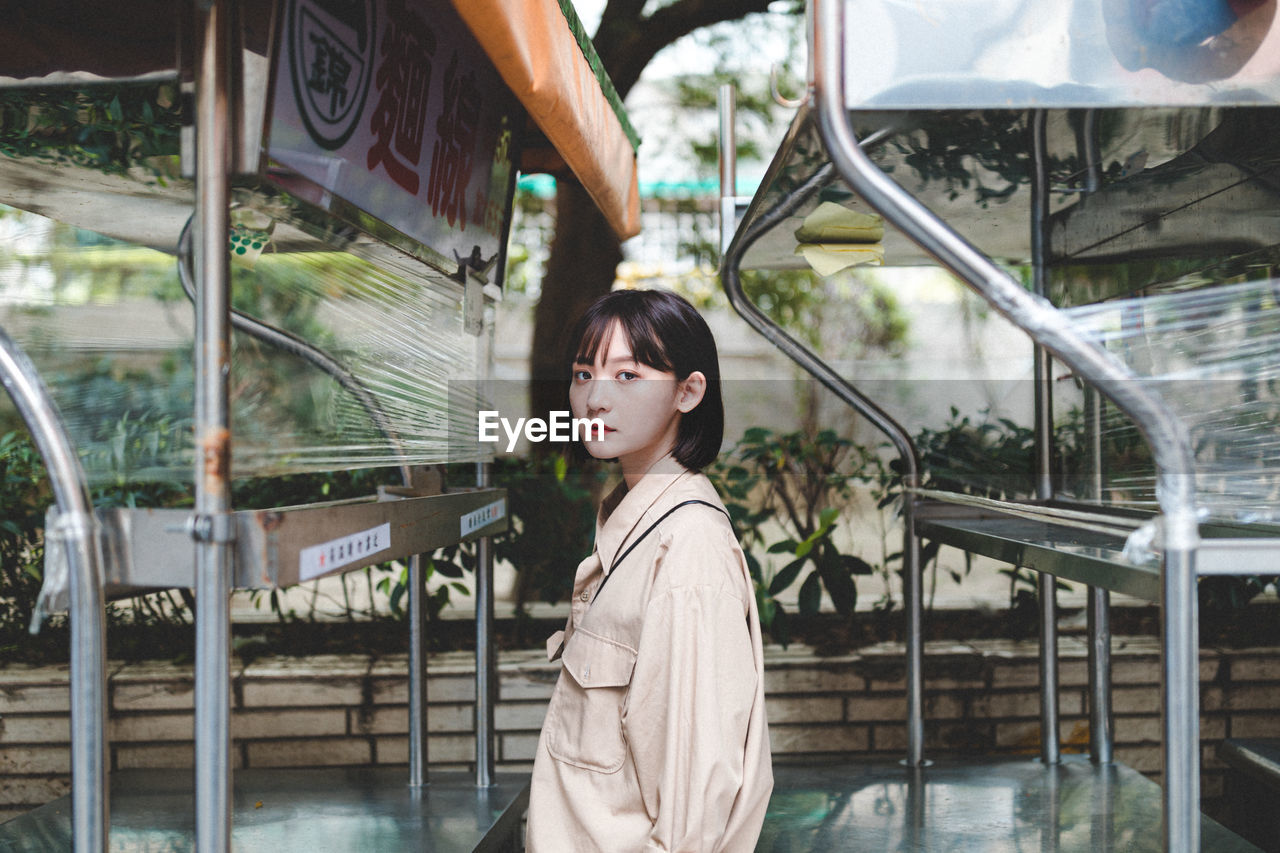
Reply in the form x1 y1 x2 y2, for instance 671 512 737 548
187 513 237 544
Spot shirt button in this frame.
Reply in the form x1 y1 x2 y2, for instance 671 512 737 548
580 590 590 602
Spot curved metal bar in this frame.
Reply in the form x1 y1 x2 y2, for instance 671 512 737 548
0 327 106 852
811 0 1199 847
178 217 434 785
719 123 926 765
176 216 409 468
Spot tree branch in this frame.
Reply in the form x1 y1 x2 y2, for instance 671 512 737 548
595 0 777 98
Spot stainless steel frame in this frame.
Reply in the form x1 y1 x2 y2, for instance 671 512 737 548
811 0 1202 848
408 546 430 788
475 461 497 788
1030 108 1061 767
47 490 506 591
0 329 107 853
1 0 513 846
192 3 234 851
717 92 927 767
1085 381 1115 765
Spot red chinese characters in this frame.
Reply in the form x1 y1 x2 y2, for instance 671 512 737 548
367 0 436 193
426 50 481 228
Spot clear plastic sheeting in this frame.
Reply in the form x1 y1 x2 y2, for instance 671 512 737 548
0 209 493 485
1060 278 1280 522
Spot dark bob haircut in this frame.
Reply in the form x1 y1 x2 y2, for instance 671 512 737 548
564 289 724 471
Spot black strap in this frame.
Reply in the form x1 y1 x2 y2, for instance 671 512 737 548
591 499 729 604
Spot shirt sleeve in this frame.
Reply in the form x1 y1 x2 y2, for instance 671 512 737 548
623 532 758 852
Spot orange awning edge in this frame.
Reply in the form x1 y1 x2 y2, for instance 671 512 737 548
452 0 641 241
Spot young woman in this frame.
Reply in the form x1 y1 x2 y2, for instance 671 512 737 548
526 289 773 852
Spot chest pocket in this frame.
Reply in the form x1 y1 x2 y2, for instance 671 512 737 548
545 628 638 773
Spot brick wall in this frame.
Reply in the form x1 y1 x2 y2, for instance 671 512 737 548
3 637 1278 823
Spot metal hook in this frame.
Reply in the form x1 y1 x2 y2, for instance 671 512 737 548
770 63 805 108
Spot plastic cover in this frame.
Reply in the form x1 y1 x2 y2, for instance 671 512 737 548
1060 278 1280 522
0 209 493 485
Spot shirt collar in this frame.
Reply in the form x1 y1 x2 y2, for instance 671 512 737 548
594 458 694 573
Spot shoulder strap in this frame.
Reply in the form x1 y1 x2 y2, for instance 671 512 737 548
592 499 728 604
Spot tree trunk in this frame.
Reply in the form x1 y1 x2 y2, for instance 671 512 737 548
529 180 623 422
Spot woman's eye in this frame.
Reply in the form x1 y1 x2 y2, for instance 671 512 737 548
572 369 591 381
617 371 639 382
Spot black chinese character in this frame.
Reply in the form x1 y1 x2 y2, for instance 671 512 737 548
306 34 354 117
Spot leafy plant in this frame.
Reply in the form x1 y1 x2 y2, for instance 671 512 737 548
0 84 182 178
0 431 50 643
490 454 603 641
914 406 1035 501
710 427 883 646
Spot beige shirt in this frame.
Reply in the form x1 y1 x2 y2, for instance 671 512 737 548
526 467 773 853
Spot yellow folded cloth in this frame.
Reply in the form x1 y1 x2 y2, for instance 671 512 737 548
794 201 884 243
794 242 884 277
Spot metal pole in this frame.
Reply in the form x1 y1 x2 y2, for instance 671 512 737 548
718 85 738 257
0 329 107 852
1031 109 1060 766
1079 113 1115 765
193 1 233 850
408 550 428 787
811 3 1200 846
1088 583 1114 764
1084 382 1115 763
475 460 496 786
1163 541 1200 853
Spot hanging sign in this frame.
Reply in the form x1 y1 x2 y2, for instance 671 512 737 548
266 0 518 280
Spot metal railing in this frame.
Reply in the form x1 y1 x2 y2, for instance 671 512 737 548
0 328 107 853
717 89 927 767
809 0 1201 848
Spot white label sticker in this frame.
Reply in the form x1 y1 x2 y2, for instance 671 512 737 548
461 499 505 537
299 522 391 581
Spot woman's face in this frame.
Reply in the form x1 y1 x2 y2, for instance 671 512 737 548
570 321 701 481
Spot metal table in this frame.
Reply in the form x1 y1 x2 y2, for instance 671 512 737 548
765 758 1259 852
0 769 529 853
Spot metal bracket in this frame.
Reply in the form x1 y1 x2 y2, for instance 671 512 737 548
187 513 237 544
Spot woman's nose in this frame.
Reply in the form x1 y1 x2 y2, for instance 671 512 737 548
585 378 611 412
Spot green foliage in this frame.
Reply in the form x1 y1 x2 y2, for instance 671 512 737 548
0 432 49 643
0 84 182 178
914 406 1035 501
492 454 604 622
709 427 883 646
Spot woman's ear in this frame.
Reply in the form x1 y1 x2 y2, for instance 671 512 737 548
675 371 707 413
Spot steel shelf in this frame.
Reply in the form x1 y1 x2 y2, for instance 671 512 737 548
44 488 508 596
916 503 1280 602
915 507 1159 601
0 768 529 852
765 756 1259 851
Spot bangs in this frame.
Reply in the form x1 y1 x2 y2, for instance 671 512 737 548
571 300 675 373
